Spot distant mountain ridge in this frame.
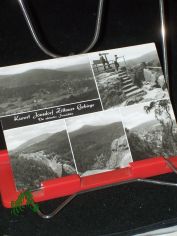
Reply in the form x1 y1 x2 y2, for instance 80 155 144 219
11 133 53 154
12 129 73 162
0 66 92 89
70 124 116 137
126 51 160 67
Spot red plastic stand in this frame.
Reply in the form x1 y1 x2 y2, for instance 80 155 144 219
1 149 177 208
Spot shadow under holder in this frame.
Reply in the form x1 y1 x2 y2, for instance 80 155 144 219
1 0 177 219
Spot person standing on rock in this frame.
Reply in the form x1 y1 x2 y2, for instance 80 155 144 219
114 55 120 72
99 53 107 71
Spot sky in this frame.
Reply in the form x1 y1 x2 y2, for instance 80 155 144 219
66 109 122 133
121 99 176 130
0 43 157 76
89 43 158 63
0 54 89 76
4 119 66 151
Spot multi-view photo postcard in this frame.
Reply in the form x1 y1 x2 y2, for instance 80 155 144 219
1 42 177 191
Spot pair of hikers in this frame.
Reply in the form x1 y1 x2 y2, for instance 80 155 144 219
99 54 119 72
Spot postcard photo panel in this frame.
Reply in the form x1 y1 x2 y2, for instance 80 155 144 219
66 110 133 176
89 43 169 110
121 99 177 162
3 119 76 191
0 54 99 117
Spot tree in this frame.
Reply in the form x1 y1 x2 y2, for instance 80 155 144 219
144 100 177 156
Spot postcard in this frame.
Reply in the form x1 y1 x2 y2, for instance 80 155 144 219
1 42 176 191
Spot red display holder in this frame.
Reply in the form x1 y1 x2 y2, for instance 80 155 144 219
1 149 177 208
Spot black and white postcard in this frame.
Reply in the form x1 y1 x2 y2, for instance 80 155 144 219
1 42 176 191
89 43 169 109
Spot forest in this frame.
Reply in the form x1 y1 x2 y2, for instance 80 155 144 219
0 67 98 116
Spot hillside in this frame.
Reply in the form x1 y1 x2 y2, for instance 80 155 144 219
0 66 93 89
13 130 73 162
131 120 160 134
12 133 52 154
69 122 125 173
126 51 160 67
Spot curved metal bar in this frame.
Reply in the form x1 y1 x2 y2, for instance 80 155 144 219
137 178 177 187
159 0 169 89
36 193 77 219
17 0 104 58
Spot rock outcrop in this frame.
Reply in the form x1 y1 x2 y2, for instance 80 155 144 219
106 135 132 169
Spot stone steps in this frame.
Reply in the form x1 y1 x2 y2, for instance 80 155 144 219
120 74 129 78
123 86 138 94
118 71 127 76
122 79 133 85
119 76 130 81
97 70 144 100
122 83 134 90
126 89 144 98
